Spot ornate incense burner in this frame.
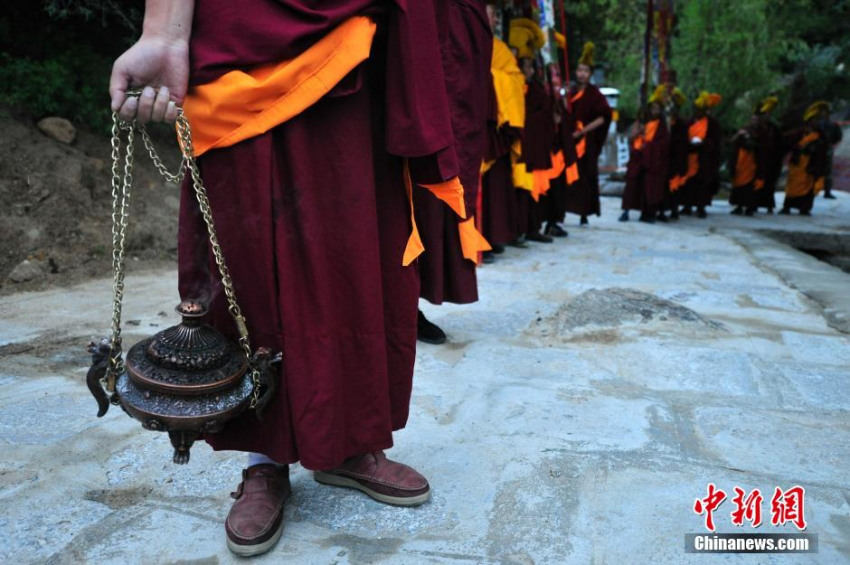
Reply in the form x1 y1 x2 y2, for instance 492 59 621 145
86 103 279 464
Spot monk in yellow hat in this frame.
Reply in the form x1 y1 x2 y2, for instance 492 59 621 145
564 42 613 226
752 97 785 214
679 91 723 218
780 102 830 215
660 85 689 221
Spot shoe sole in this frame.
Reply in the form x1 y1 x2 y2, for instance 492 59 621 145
226 517 285 557
313 471 431 507
417 335 446 345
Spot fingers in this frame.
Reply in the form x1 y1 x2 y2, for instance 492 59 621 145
164 100 179 123
136 86 157 124
117 96 139 123
109 64 129 114
116 86 179 124
150 86 171 123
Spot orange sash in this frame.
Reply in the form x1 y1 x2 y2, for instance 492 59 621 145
784 132 824 198
183 16 377 157
575 120 587 159
733 147 757 188
684 118 708 181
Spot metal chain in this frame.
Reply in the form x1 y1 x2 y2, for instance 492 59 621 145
106 114 135 391
107 100 261 408
172 111 262 408
139 125 187 184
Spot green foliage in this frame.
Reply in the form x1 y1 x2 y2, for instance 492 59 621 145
0 48 113 131
565 0 646 120
562 0 848 131
0 1 141 132
671 0 848 130
44 0 141 32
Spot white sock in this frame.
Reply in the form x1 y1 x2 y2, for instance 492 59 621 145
247 452 285 468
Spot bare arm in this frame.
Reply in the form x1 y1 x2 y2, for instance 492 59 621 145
109 0 195 123
573 116 605 138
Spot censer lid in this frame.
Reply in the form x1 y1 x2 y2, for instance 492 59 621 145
125 300 248 396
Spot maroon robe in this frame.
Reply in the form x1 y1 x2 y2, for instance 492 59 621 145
664 116 689 213
680 115 722 208
728 130 759 210
542 105 580 225
481 79 519 246
782 128 828 213
413 0 492 305
180 0 457 470
520 79 555 234
622 119 669 215
756 120 785 211
564 83 612 217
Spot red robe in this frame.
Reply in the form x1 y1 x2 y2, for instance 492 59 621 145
664 116 689 212
564 83 612 217
180 0 458 470
413 0 492 305
621 119 669 214
756 120 785 210
520 79 555 234
728 129 760 210
481 81 519 246
680 115 722 208
783 128 828 213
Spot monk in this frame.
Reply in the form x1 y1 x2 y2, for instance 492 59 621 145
655 84 688 221
563 42 612 227
619 99 670 223
507 18 547 245
753 97 785 213
519 56 557 244
728 113 762 216
414 0 492 344
110 0 465 556
481 8 525 262
540 63 576 238
542 93 580 236
680 91 722 219
780 102 830 216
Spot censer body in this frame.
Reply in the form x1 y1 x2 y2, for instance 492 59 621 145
115 301 254 464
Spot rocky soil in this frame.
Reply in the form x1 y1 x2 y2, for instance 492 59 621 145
0 108 182 295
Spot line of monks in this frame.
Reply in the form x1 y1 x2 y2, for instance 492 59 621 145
418 16 615 342
417 11 843 343
620 90 839 224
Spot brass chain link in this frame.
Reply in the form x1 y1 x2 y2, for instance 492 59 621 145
107 96 261 408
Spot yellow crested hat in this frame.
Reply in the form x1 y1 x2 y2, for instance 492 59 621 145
803 100 830 122
670 87 687 107
649 85 666 105
578 41 595 67
758 96 779 115
509 18 546 59
650 85 687 107
694 91 722 110
554 31 566 50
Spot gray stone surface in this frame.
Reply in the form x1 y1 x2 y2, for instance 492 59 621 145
1 194 849 564
8 258 49 283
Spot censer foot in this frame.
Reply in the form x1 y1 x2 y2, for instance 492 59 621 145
169 431 198 465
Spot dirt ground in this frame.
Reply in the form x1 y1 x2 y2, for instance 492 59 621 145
0 108 181 296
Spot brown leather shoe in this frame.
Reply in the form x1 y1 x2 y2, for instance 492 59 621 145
225 464 290 556
313 451 430 506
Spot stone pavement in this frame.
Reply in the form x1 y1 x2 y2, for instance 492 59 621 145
1 192 849 564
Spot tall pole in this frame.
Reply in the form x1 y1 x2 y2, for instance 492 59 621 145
560 0 570 86
640 0 654 106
